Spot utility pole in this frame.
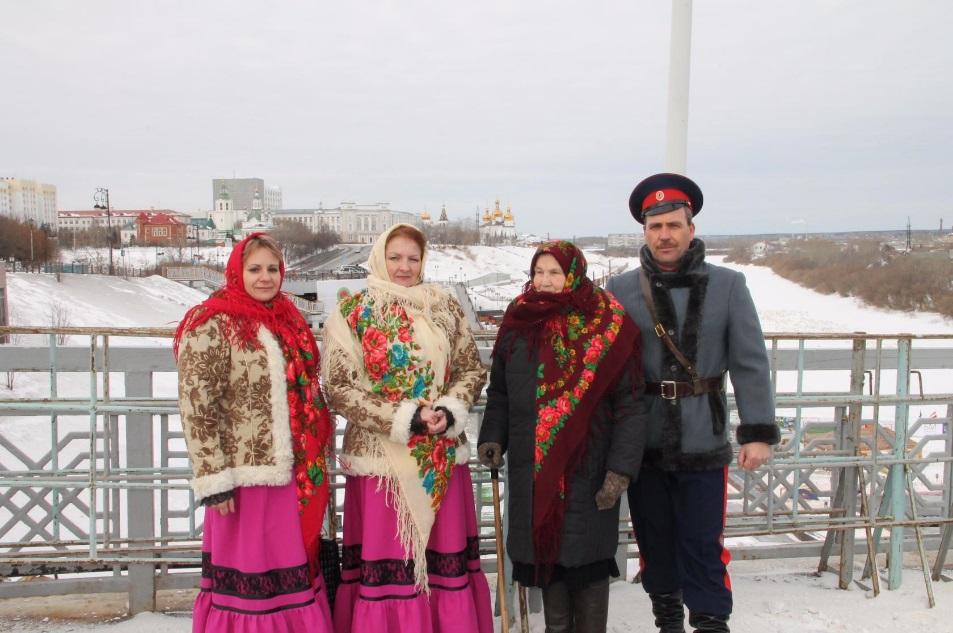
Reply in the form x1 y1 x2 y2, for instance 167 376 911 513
665 0 694 174
94 188 113 275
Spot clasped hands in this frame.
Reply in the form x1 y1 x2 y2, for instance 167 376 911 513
412 403 451 436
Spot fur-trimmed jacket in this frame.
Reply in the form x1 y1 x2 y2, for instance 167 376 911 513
606 240 779 471
176 316 294 502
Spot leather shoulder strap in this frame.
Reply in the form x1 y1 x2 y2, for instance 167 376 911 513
639 269 698 381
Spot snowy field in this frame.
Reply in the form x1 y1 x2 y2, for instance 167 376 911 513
2 558 951 632
2 246 952 629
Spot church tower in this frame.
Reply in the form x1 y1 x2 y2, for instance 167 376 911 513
216 184 232 213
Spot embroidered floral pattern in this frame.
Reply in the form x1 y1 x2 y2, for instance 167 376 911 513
338 543 479 584
361 558 417 587
283 327 331 512
339 291 435 402
202 552 311 598
177 319 278 480
533 292 626 476
409 433 457 511
425 544 468 578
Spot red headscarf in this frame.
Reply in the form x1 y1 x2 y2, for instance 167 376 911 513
173 233 332 580
494 240 641 580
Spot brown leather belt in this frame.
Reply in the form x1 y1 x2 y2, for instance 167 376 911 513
645 374 725 401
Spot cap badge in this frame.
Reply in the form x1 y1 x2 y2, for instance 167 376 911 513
655 191 665 201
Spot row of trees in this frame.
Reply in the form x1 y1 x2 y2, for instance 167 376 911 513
271 220 341 261
0 217 57 262
422 220 481 245
57 226 120 249
729 238 953 317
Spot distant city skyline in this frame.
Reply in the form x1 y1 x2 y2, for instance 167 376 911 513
2 2 951 236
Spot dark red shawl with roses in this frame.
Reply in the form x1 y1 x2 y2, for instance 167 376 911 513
493 240 641 580
173 233 332 581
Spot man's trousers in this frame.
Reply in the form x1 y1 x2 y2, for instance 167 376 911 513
628 464 732 617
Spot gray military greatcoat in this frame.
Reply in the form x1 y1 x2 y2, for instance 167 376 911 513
606 239 778 471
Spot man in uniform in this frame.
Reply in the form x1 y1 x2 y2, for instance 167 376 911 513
606 173 779 633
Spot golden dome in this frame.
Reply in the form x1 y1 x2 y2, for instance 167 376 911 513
420 211 431 220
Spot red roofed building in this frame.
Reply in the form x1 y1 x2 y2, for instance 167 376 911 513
137 212 188 245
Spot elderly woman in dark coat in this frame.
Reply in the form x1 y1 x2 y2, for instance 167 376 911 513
477 240 647 633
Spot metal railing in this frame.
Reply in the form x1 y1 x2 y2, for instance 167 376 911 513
1 326 952 612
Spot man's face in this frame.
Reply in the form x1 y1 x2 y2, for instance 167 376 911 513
643 207 695 271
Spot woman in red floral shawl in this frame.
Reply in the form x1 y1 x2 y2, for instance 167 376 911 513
174 233 333 633
478 240 647 633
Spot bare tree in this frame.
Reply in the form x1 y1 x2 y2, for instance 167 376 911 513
3 308 23 390
49 301 72 345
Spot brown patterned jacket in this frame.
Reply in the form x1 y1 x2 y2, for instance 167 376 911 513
176 316 293 502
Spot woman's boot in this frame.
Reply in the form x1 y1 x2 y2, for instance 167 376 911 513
570 577 610 633
542 580 574 633
649 591 686 633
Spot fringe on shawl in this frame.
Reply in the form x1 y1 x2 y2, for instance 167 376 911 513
360 433 433 594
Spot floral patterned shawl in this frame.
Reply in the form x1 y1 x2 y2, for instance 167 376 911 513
494 240 641 579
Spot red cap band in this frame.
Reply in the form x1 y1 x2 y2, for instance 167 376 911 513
642 188 692 211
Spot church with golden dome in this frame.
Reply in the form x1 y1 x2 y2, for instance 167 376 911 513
479 199 517 244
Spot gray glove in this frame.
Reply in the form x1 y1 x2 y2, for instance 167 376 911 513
595 471 630 510
477 442 505 469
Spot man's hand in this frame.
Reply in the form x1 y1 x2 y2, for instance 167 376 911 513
738 442 771 471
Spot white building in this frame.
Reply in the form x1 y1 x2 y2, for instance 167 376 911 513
479 200 517 244
607 233 644 250
119 222 137 245
272 202 420 244
211 178 282 214
209 186 248 232
58 209 190 232
0 178 57 228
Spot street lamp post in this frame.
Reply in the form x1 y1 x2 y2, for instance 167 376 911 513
93 187 113 275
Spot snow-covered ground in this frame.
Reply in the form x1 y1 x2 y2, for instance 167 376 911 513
2 558 951 632
40 243 953 336
59 245 232 271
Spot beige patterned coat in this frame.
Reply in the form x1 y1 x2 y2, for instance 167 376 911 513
176 316 293 502
322 295 486 476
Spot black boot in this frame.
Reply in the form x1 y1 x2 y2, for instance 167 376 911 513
570 577 610 633
542 580 574 633
649 591 685 633
688 612 729 633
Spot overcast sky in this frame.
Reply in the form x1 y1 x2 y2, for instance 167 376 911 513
2 1 951 236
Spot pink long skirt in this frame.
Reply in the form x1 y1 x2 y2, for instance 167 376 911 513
193 481 333 633
334 465 493 633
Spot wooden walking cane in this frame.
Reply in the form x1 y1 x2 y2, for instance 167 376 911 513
518 584 530 633
491 465 510 633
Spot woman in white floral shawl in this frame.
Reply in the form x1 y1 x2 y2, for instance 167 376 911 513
322 223 492 633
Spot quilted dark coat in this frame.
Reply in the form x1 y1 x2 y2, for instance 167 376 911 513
478 332 647 568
